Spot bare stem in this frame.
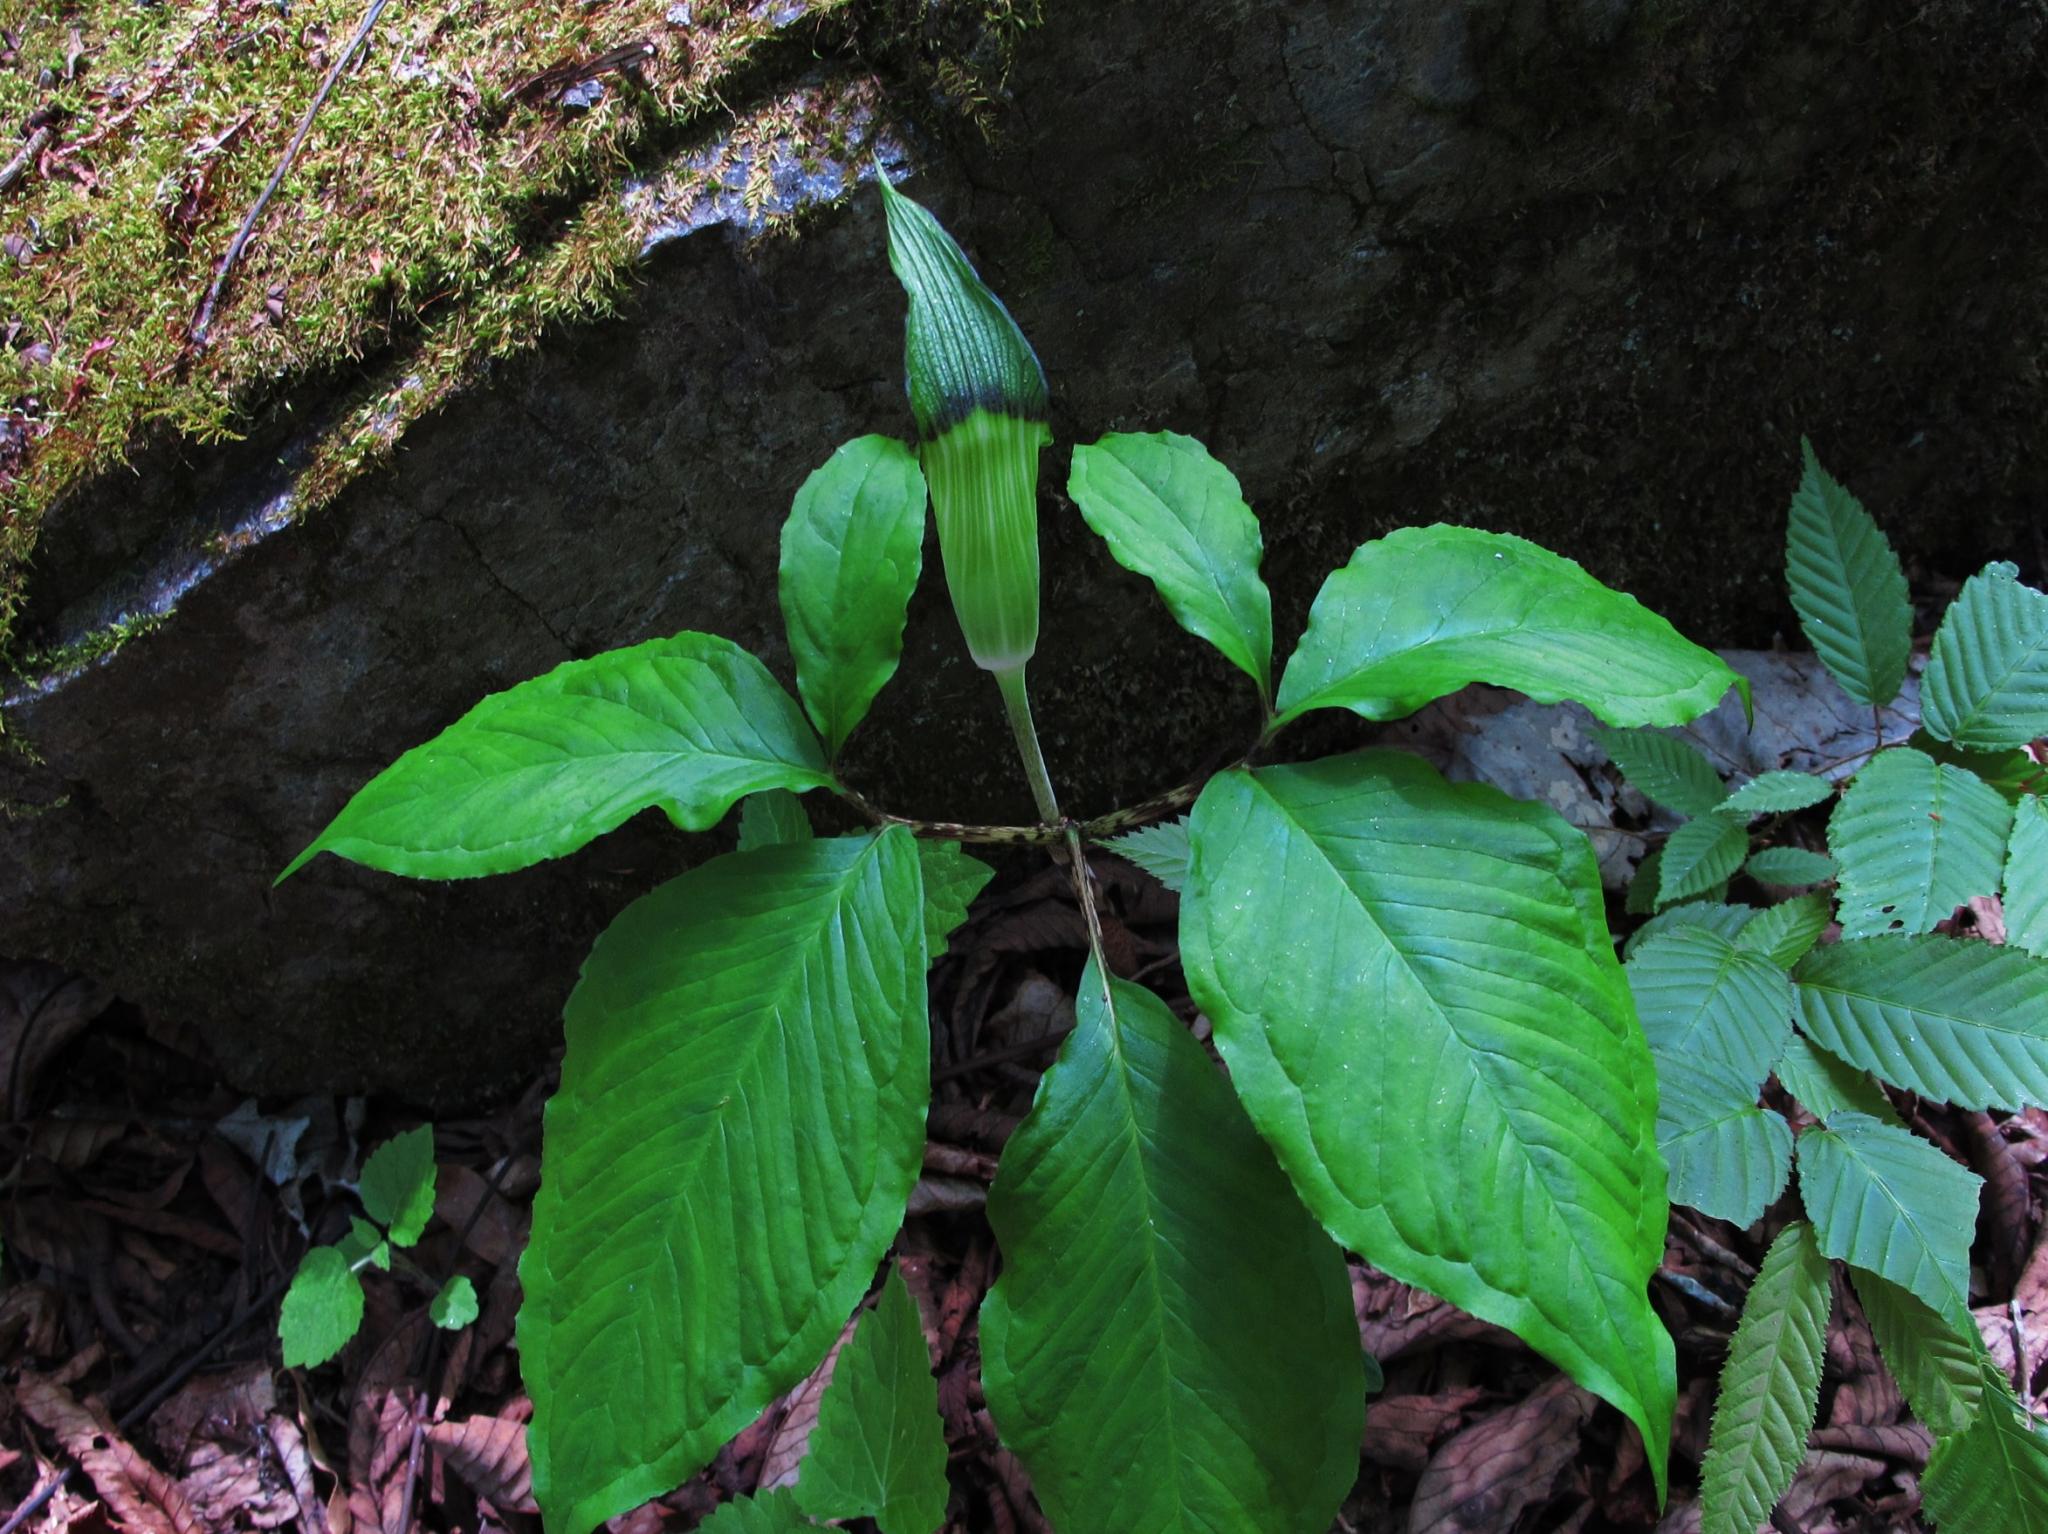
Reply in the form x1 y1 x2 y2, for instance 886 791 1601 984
994 663 1062 826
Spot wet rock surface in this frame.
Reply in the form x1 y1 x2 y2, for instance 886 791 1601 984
3 1 2043 1101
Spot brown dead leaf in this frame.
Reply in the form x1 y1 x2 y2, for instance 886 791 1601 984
1779 1448 1887 1521
347 1386 419 1534
17 1372 208 1534
148 1360 274 1465
1362 1387 1489 1473
268 1413 330 1534
1968 1111 2033 1299
1354 1266 1517 1361
434 1162 525 1269
27 1113 126 1170
1828 1277 1903 1428
0 1280 66 1362
1407 1374 1596 1534
758 1314 858 1491
179 1434 298 1527
426 1414 540 1514
1809 1422 1933 1464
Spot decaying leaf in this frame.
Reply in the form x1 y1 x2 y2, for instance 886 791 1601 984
18 1371 208 1534
427 1412 541 1514
1408 1375 1597 1534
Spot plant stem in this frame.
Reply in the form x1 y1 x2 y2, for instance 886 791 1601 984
993 663 1062 826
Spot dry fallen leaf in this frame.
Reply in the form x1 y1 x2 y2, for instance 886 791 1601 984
426 1413 540 1514
1407 1374 1595 1534
1362 1387 1490 1473
17 1372 208 1534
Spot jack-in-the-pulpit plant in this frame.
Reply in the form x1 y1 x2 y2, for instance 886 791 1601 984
279 180 2044 1531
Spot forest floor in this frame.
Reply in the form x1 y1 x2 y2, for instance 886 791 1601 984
3 820 2044 1534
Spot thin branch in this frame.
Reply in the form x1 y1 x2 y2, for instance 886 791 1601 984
188 0 392 346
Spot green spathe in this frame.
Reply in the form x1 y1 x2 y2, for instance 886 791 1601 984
878 176 1049 673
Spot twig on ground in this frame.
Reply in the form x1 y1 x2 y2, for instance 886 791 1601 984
0 127 53 195
188 0 392 346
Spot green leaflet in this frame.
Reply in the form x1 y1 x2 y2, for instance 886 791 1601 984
1273 525 1742 731
795 1267 949 1534
1622 901 1756 960
431 1275 479 1331
980 959 1363 1534
1772 1034 1899 1127
698 1491 815 1534
1784 440 1911 708
519 830 929 1534
1626 926 1794 1086
1068 432 1274 701
1922 1362 2048 1533
1659 816 1751 906
1829 747 2010 938
2007 795 2048 957
1851 1268 1985 1436
339 1216 390 1272
1792 934 2048 1111
738 789 814 851
1180 751 1675 1493
1102 816 1191 893
916 841 993 963
1735 895 1831 969
358 1125 436 1247
1654 1055 1792 1227
778 436 928 759
1722 770 1834 817
1594 725 1728 816
1796 1112 1981 1316
1743 847 1836 888
1700 1222 1831 1534
279 1246 364 1369
1921 562 2048 749
281 633 833 882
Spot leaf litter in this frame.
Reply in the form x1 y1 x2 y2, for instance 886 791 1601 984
5 688 2048 1531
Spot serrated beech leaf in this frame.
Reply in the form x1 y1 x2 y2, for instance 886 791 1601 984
1654 1055 1792 1227
1784 441 1911 707
1626 926 1794 1087
1181 751 1675 1494
1699 1221 1830 1534
1829 748 2010 939
281 633 832 881
519 830 929 1534
1594 726 1728 816
1796 1112 1980 1316
980 959 1363 1534
1274 525 1742 731
1921 562 2048 749
1851 1268 1986 1436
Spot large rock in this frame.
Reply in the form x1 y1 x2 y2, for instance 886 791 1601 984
3 0 2043 1102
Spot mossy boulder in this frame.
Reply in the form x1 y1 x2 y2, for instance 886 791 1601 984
2 0 2043 1102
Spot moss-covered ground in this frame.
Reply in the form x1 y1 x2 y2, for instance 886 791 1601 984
0 0 912 660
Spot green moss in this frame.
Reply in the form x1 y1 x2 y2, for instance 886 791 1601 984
0 0 857 656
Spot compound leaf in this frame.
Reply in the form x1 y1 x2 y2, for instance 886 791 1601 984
1659 816 1751 906
1068 431 1274 700
979 959 1363 1534
916 841 993 963
1793 935 2048 1111
1627 926 1794 1086
779 436 928 758
738 789 814 851
279 1246 365 1369
2006 796 2048 957
1784 441 1911 708
1744 847 1837 887
1772 1034 1899 1127
1736 895 1832 969
1723 771 1835 817
519 830 929 1534
1700 1221 1831 1534
358 1125 436 1247
1181 751 1675 1492
1274 525 1742 731
1829 748 2010 939
1102 816 1192 893
1922 1363 2048 1533
795 1267 949 1534
1796 1112 1980 1316
1654 1055 1793 1227
1595 726 1728 816
1851 1268 1985 1436
282 634 833 882
1921 562 2048 750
